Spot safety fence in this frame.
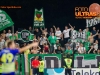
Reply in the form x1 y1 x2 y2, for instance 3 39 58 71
15 54 100 75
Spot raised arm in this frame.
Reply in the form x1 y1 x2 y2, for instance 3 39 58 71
53 25 56 32
93 32 98 37
19 42 38 53
69 23 74 29
37 46 41 51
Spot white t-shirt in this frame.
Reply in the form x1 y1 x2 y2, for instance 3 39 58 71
55 30 62 39
94 43 98 50
82 30 86 39
71 30 77 39
6 33 12 38
78 47 85 53
2 39 5 42
63 29 70 38
0 41 4 50
40 37 47 45
78 32 83 38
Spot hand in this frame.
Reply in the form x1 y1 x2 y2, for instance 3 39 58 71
96 32 98 35
97 30 99 32
53 25 55 28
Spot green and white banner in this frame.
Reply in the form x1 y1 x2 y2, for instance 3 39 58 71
74 54 100 68
23 54 61 75
34 8 45 28
18 30 34 42
86 18 100 27
0 9 14 31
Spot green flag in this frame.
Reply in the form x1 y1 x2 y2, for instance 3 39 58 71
34 8 45 28
0 10 14 31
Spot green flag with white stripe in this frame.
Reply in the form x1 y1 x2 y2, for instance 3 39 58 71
0 10 14 31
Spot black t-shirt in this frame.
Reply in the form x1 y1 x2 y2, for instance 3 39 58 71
89 48 95 53
97 38 100 46
55 49 62 54
34 31 41 38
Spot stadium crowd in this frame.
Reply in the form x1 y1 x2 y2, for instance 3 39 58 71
0 24 100 55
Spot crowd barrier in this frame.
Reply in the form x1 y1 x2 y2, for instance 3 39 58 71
15 54 100 75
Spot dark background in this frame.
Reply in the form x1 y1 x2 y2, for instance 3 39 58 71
0 0 100 32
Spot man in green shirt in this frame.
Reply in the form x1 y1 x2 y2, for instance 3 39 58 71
9 34 17 40
65 46 73 54
83 41 90 52
86 27 90 40
48 33 57 53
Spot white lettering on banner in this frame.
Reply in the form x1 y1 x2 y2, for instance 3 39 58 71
22 32 29 38
86 18 100 27
34 24 39 26
72 68 99 75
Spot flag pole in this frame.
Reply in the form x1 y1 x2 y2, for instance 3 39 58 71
12 25 14 40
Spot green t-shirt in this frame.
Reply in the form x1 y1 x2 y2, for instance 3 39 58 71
84 42 90 51
10 36 16 40
48 36 57 45
65 50 73 54
86 31 90 40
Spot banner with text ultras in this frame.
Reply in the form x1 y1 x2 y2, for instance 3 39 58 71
34 8 45 28
24 54 61 75
74 54 100 68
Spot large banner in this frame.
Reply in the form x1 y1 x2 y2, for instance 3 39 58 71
69 29 87 43
34 8 45 28
23 54 61 75
86 18 100 27
74 54 100 68
28 54 61 68
0 9 14 31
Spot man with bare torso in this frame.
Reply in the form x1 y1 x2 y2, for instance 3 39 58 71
88 32 98 44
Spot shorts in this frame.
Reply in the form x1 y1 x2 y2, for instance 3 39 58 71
33 68 39 75
44 50 49 53
2 72 15 75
